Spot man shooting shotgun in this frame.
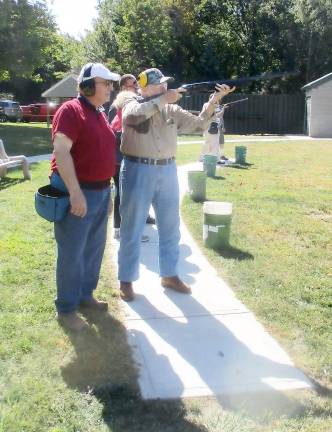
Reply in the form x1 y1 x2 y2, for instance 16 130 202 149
183 71 295 164
199 97 249 164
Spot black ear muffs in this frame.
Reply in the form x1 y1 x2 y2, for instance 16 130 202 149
79 63 96 96
80 79 95 97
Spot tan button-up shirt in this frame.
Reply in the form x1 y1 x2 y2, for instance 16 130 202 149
120 93 214 159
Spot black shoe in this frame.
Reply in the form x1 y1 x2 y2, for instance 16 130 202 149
146 215 156 225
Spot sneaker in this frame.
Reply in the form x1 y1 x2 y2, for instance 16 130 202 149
57 312 89 331
79 298 108 312
217 155 229 165
114 228 120 240
141 235 149 242
146 215 156 225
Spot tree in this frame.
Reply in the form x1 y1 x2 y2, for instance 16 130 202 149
292 0 332 82
88 0 174 75
85 0 332 92
0 0 57 79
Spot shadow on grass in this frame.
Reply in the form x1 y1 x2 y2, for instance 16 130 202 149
210 175 226 180
211 244 254 261
217 391 305 421
95 386 209 432
61 310 208 432
217 385 332 423
0 176 25 190
222 162 255 170
311 378 332 399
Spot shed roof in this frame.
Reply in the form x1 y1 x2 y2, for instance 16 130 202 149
42 74 78 98
302 72 332 91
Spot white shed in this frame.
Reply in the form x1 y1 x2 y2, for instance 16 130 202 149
302 72 332 138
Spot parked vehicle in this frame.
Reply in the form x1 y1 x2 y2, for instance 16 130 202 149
0 100 23 122
21 102 60 123
0 107 6 123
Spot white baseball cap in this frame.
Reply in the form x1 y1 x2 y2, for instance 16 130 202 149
78 63 120 83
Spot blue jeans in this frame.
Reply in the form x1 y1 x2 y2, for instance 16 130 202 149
118 159 180 282
51 174 110 313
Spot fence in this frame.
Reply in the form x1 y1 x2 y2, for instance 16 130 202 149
178 93 305 134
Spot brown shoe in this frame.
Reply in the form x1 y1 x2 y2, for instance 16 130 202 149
79 298 108 312
57 312 89 332
120 282 135 302
161 276 191 294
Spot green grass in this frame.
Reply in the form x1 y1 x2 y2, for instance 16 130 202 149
181 141 332 419
1 121 50 128
1 142 332 431
0 122 52 156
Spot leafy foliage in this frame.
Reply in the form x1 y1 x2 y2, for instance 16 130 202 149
2 0 332 101
90 0 332 92
0 0 56 79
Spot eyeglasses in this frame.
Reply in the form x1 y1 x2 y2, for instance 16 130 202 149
95 80 113 87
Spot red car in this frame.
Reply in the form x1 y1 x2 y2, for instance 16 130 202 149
21 103 61 122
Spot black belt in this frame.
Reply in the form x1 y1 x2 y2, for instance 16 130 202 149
124 155 175 165
79 179 110 189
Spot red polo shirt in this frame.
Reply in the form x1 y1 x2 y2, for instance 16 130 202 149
51 97 115 182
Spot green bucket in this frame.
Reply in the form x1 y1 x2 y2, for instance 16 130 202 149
188 170 206 202
203 154 217 177
203 201 232 249
235 146 247 164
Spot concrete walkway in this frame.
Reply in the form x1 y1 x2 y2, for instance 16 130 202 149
110 163 311 399
27 154 52 163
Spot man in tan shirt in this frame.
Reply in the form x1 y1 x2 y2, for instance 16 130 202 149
118 68 234 301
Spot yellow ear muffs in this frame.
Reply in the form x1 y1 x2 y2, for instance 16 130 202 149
138 71 148 88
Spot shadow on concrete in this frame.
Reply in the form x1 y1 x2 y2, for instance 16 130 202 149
131 292 312 421
139 226 201 285
60 310 209 431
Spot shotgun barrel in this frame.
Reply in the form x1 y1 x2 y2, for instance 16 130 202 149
180 71 297 94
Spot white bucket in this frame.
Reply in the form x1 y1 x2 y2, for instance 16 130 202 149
203 201 233 248
203 201 232 216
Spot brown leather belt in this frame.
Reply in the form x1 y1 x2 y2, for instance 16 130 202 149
124 155 175 165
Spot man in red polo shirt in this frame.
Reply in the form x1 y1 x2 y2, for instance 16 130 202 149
50 62 120 331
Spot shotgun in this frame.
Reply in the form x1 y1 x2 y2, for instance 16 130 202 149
222 98 248 106
180 71 296 94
